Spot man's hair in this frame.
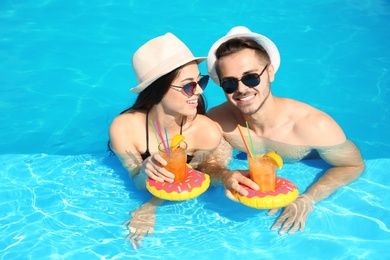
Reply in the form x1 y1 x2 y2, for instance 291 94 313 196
215 37 271 82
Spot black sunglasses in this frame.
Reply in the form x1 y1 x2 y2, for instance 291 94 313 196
171 75 209 97
220 64 269 94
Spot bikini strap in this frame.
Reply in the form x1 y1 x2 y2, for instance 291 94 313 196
145 110 149 152
180 117 184 134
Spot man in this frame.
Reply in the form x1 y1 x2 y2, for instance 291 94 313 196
201 26 365 235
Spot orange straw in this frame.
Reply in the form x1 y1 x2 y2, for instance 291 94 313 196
237 124 253 158
246 121 256 157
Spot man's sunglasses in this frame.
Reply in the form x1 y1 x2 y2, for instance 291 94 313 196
171 75 209 97
220 64 269 94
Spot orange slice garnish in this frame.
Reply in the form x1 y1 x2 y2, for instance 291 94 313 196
171 134 185 149
264 151 283 169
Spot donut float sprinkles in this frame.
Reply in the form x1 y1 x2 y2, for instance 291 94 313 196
146 165 210 201
233 177 299 209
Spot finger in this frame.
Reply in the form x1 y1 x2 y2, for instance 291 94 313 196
152 153 167 166
143 162 164 182
150 156 175 182
130 230 144 250
133 232 144 250
125 230 135 241
135 238 142 249
124 226 137 241
287 221 301 234
158 168 175 182
130 239 138 251
271 212 288 230
225 189 239 202
292 203 310 233
145 164 173 183
278 218 294 235
147 227 154 237
298 211 309 232
299 220 306 232
122 219 130 226
267 208 280 216
230 181 249 197
238 176 259 191
146 172 165 183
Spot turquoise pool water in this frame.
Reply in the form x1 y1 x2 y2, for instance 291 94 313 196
1 1 389 259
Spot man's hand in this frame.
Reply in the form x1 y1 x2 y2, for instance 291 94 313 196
267 194 314 235
223 170 259 201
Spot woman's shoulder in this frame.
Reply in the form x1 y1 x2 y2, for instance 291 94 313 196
189 114 222 145
110 110 146 134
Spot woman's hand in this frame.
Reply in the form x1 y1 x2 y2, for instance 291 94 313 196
122 197 163 250
140 153 175 183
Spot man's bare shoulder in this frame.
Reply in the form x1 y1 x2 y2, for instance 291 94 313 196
207 102 231 119
207 102 240 131
281 98 346 146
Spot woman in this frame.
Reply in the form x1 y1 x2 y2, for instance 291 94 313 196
109 33 222 250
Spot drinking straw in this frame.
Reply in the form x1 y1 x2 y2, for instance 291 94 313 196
150 120 160 145
153 121 168 154
164 127 170 155
246 121 256 157
237 124 253 158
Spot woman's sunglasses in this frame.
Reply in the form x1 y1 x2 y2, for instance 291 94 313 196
171 75 210 97
220 64 269 94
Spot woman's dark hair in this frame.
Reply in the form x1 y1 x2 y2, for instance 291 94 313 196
108 64 207 153
120 64 206 115
215 37 271 81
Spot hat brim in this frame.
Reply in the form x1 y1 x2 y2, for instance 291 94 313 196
130 57 206 94
207 30 280 85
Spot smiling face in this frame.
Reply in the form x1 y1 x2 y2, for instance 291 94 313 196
161 61 203 116
218 48 274 115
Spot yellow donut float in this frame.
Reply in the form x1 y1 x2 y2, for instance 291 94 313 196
233 177 299 209
146 165 210 201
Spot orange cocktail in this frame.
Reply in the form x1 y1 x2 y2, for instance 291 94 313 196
159 140 187 182
248 155 276 192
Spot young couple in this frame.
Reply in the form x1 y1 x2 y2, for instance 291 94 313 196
109 26 365 250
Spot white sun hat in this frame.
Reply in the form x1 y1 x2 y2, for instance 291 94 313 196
130 33 206 93
207 26 280 85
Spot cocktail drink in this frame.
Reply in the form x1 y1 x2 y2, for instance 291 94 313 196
248 155 276 192
158 140 187 182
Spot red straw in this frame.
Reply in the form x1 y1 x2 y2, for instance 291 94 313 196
238 124 253 158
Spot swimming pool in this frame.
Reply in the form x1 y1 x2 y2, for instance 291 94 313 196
1 1 389 259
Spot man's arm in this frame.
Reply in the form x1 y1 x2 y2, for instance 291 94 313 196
198 136 259 199
204 105 260 197
198 137 233 183
305 139 365 203
295 110 366 202
269 107 366 235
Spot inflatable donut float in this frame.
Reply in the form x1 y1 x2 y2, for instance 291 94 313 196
233 177 299 209
146 165 210 201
